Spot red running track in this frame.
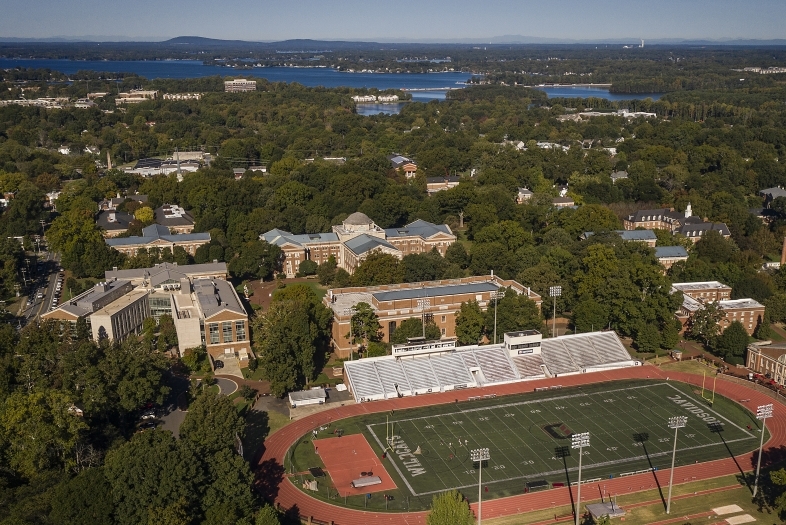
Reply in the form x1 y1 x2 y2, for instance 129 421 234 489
256 366 786 525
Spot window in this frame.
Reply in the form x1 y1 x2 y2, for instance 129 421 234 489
209 323 219 344
222 322 233 343
441 315 446 323
441 328 446 336
236 321 246 341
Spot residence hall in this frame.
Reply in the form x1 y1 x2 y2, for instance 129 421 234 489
671 281 765 335
623 203 731 243
105 224 211 257
260 212 456 278
325 275 542 358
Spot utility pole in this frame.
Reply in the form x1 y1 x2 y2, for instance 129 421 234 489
753 404 773 497
571 432 590 525
666 416 687 514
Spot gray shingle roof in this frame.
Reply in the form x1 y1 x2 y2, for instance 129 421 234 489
344 234 395 256
384 219 452 239
105 225 210 247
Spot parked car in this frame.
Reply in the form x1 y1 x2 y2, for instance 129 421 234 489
140 410 156 420
214 360 224 369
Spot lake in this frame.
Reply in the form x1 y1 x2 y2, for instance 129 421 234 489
0 58 468 102
0 58 663 111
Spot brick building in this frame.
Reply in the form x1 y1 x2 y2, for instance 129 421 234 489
325 275 542 358
671 281 765 335
261 212 456 278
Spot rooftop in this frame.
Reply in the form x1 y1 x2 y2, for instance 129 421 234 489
105 261 228 281
655 246 689 258
193 278 245 318
671 281 730 291
105 224 210 247
372 281 499 302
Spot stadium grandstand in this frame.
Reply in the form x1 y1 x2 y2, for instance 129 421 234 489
343 330 638 402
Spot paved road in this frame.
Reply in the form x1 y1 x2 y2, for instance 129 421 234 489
16 252 60 321
217 377 238 396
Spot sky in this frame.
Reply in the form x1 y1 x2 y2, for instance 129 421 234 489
1 0 785 42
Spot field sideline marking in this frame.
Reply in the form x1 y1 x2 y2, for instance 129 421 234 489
367 382 759 497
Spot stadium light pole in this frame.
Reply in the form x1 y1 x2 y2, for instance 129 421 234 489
549 285 562 338
666 415 687 514
753 403 774 497
571 432 590 525
492 290 503 344
470 447 490 525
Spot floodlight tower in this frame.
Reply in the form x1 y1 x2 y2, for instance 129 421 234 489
491 290 503 344
549 285 562 337
753 403 774 497
470 447 490 525
571 432 590 525
666 416 687 514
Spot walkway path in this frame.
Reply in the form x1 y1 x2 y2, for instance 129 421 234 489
255 366 786 525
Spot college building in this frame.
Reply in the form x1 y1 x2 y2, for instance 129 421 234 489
43 262 252 367
671 281 765 335
261 212 456 278
747 343 786 385
105 224 211 257
623 203 730 243
324 275 542 358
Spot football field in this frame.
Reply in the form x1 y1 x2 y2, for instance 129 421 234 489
366 381 760 497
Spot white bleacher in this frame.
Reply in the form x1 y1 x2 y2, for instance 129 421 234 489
374 359 411 397
460 351 480 370
540 341 580 375
511 354 546 378
342 331 638 403
473 347 519 384
561 336 603 367
343 361 385 401
430 353 475 388
589 331 633 363
401 358 440 393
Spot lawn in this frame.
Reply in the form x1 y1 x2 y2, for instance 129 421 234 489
286 379 763 513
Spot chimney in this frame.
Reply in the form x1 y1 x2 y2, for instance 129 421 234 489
108 212 115 223
107 151 112 170
781 237 786 266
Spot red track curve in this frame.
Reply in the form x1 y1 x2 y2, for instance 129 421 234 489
256 366 786 524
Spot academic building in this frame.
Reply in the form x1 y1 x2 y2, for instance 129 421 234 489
44 262 252 367
671 281 765 335
261 212 456 278
325 275 542 358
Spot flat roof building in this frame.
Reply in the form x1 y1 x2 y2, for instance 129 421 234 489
224 79 257 92
325 275 541 358
671 281 764 335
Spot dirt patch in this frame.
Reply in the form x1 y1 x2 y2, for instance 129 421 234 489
247 277 322 312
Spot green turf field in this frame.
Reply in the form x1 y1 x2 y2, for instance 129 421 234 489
369 381 759 496
287 379 764 512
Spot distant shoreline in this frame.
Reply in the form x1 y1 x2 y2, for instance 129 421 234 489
523 83 613 87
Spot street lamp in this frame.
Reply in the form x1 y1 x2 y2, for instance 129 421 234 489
470 447 490 525
549 285 562 338
753 403 774 497
666 416 687 514
491 290 504 344
571 432 590 525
